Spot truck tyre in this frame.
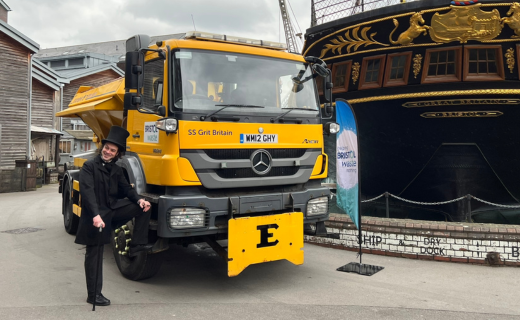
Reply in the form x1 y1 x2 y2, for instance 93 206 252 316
111 221 163 281
63 180 79 234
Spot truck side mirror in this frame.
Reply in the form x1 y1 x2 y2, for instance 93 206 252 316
322 71 334 119
125 51 145 90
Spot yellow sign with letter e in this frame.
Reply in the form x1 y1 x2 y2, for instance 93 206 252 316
228 212 304 277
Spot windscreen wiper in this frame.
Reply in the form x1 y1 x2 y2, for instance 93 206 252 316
200 104 265 121
271 108 315 123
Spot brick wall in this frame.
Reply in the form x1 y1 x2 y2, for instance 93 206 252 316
305 213 520 267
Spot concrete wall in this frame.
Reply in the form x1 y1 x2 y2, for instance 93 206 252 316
305 213 520 267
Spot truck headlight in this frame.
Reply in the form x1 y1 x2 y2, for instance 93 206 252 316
168 207 206 228
306 196 328 217
156 118 178 133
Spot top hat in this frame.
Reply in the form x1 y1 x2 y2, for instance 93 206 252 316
102 126 129 152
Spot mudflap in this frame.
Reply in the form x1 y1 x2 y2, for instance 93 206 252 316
228 212 304 277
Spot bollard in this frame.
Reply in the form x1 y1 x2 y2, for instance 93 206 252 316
466 194 472 222
385 192 390 218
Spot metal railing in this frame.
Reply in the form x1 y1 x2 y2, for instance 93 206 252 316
330 191 520 222
311 0 418 26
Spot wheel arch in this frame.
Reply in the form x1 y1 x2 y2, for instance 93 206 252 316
118 152 147 195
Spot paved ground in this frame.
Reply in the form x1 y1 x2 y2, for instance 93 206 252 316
0 184 519 320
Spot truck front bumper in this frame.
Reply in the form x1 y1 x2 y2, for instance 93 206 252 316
156 185 330 238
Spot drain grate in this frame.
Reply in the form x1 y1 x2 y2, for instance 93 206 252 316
2 227 43 234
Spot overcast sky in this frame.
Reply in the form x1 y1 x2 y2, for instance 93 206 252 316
8 0 311 50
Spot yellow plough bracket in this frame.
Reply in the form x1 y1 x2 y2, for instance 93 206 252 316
228 212 304 277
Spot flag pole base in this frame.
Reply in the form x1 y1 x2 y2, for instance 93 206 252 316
336 262 384 276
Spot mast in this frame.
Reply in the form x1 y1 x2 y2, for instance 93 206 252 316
278 0 299 53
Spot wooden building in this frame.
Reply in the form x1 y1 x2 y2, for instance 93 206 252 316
0 2 40 192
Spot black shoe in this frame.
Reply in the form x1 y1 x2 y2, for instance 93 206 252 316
129 244 153 257
87 294 110 306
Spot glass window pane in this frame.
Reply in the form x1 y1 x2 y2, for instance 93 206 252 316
430 52 438 63
447 63 455 75
487 49 495 61
428 64 437 76
447 50 455 62
391 57 399 68
438 64 446 75
478 62 487 73
469 49 477 61
469 62 478 74
438 51 447 63
396 67 404 79
372 59 380 70
390 68 397 79
488 62 497 74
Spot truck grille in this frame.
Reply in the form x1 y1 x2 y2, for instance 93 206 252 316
204 148 307 160
215 166 299 179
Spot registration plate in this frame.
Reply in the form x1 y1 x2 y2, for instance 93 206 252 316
228 212 303 277
240 134 278 143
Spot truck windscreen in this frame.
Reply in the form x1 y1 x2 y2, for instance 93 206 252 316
172 49 320 116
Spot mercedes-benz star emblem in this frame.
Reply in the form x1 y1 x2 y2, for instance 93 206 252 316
251 149 272 175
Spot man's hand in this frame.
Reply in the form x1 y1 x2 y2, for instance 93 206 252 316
93 215 105 228
138 199 152 212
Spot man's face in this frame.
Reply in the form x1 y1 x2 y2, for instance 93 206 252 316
101 142 118 162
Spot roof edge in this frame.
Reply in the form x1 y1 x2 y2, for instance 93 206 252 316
0 19 39 53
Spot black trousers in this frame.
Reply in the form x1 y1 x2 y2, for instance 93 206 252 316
84 203 149 296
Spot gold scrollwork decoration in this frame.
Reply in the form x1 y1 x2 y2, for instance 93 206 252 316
413 54 423 79
505 48 516 73
389 12 430 46
319 26 389 58
501 3 520 38
429 4 502 43
351 62 360 85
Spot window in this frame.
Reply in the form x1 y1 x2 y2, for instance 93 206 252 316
422 47 462 83
68 58 84 67
51 60 66 68
359 55 385 90
142 59 165 109
464 46 504 81
384 52 412 87
332 61 352 93
59 141 71 154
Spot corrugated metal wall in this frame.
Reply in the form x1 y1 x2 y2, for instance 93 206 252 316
61 70 122 131
0 35 29 169
31 79 55 128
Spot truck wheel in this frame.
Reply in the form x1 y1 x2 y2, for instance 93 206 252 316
111 221 163 281
63 180 79 234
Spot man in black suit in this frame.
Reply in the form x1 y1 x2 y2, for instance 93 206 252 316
75 126 152 306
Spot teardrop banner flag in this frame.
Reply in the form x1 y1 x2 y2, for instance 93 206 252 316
335 99 384 276
335 99 360 230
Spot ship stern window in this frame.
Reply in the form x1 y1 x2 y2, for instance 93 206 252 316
464 46 504 81
359 54 385 90
384 52 412 87
331 61 352 93
422 47 462 84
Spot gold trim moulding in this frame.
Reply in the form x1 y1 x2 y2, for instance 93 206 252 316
403 98 520 108
420 111 504 118
347 89 520 104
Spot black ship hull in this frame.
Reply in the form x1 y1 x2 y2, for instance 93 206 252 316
306 0 520 223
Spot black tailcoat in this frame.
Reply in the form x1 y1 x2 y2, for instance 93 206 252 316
75 155 139 245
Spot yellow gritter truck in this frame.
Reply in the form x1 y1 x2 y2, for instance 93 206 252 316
57 31 337 280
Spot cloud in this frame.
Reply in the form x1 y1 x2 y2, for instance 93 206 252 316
7 0 310 50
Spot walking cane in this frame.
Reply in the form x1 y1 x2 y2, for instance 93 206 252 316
92 226 103 311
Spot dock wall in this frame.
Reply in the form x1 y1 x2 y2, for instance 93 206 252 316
305 214 520 266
